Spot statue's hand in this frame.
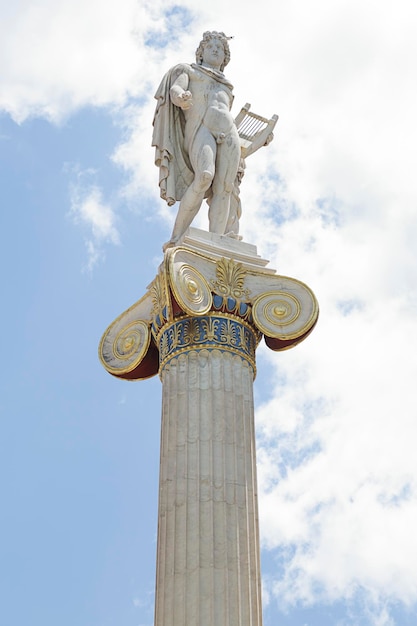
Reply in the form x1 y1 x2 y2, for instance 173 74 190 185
179 91 193 109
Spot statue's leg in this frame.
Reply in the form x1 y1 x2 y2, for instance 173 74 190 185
225 158 245 238
164 128 216 251
208 127 241 235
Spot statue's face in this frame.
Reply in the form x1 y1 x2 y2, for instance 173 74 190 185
202 38 225 70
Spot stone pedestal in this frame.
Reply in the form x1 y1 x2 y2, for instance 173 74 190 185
99 228 319 626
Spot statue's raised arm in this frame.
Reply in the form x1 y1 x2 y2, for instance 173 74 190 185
152 31 278 251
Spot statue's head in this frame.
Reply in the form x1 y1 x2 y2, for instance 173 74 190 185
195 31 231 72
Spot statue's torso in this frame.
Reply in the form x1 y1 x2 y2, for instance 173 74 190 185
184 65 235 137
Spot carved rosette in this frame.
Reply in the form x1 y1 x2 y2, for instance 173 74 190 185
252 280 318 351
99 315 159 380
98 243 319 380
169 263 213 315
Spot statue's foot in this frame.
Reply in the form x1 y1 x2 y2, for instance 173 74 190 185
224 231 243 241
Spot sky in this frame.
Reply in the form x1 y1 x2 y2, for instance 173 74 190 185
1 1 417 625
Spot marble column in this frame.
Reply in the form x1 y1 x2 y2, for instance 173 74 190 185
98 228 319 626
156 340 262 625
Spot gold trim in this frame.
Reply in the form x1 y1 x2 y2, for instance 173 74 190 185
168 258 213 315
99 319 151 375
155 310 261 347
157 311 260 377
150 274 163 319
159 344 257 379
150 267 172 324
252 290 318 340
211 257 251 299
98 291 152 352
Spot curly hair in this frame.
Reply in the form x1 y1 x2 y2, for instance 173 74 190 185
195 31 231 72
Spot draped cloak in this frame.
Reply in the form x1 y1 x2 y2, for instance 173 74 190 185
152 63 234 207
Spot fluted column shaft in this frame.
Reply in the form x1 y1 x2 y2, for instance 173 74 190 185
155 343 262 626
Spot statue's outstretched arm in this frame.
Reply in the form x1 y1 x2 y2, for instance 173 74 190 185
170 72 192 110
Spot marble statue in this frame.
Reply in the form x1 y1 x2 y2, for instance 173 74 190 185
153 31 277 251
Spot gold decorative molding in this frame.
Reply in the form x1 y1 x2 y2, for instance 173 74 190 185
158 311 261 377
98 233 319 380
252 288 318 340
169 261 213 315
150 274 163 318
150 269 172 322
211 258 251 299
99 318 152 377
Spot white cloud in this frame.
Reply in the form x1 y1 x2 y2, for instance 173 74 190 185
254 203 417 620
4 0 417 622
70 179 120 271
0 0 196 122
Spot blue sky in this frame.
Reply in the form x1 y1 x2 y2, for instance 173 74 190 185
1 1 417 625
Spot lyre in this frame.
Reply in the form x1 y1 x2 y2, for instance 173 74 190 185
235 103 278 158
